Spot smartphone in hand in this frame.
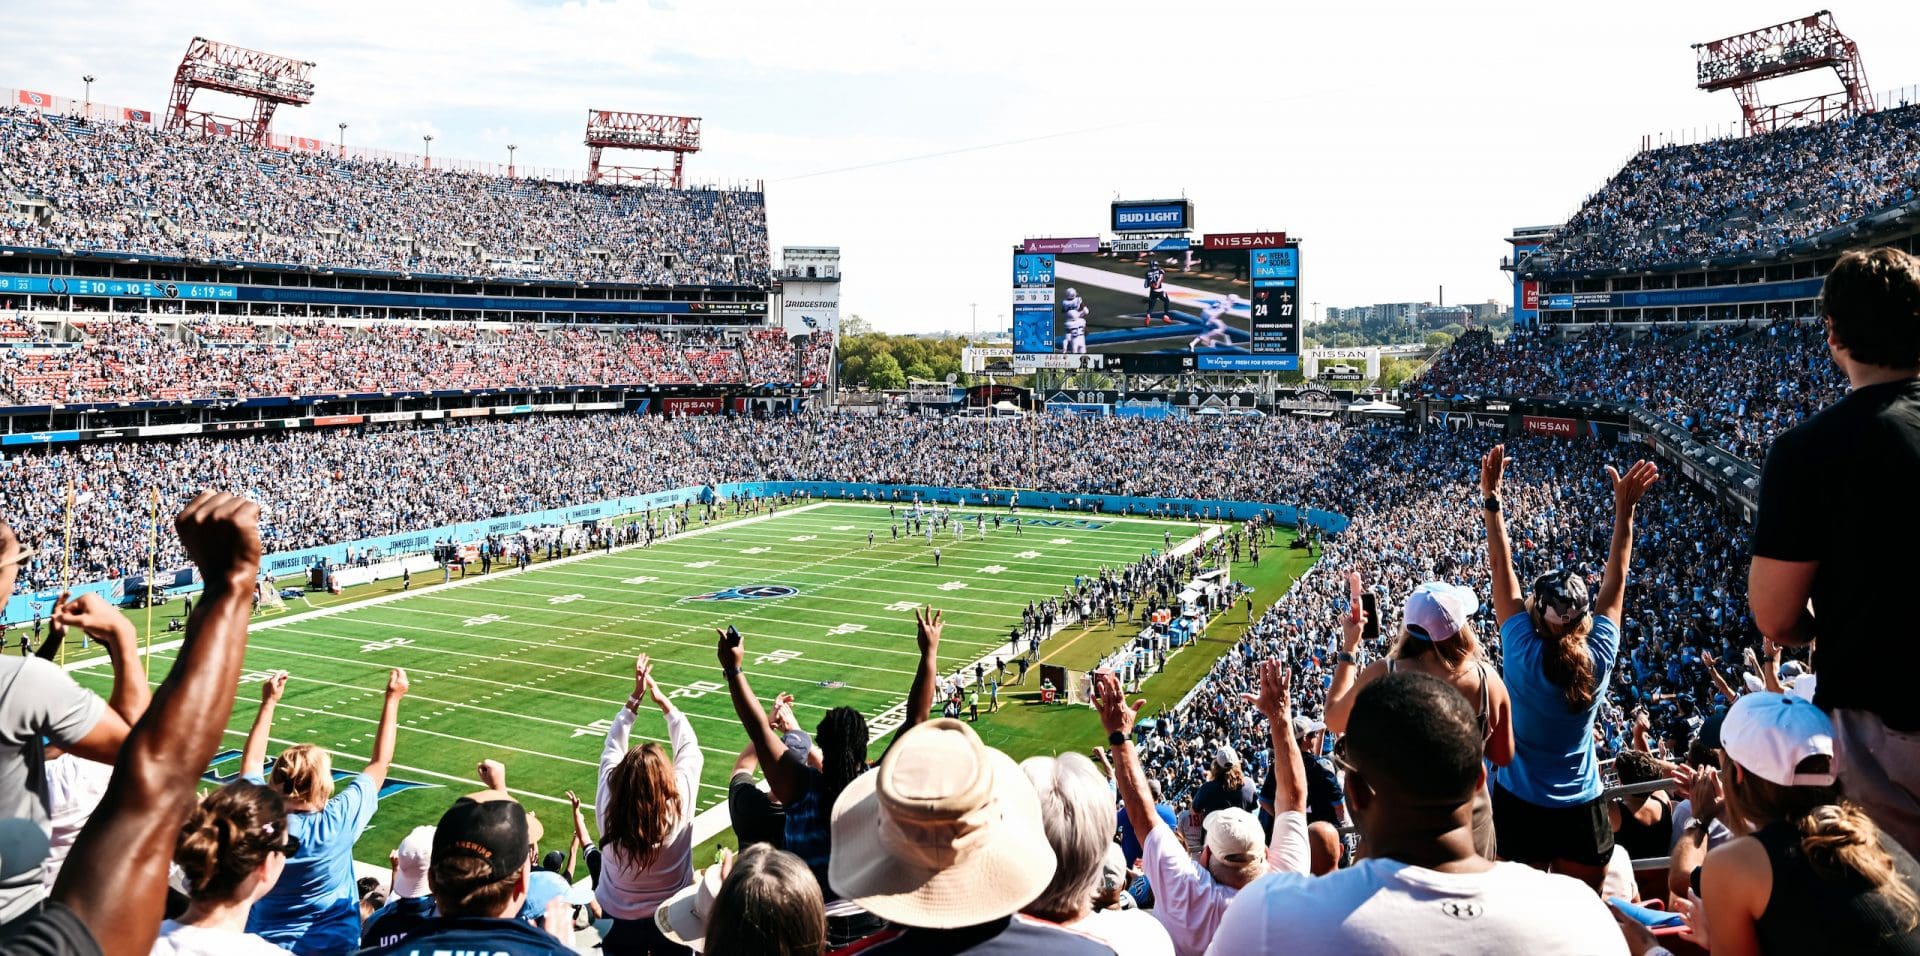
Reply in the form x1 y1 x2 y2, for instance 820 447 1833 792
1360 591 1381 645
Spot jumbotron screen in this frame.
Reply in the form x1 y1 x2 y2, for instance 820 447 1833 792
1038 248 1300 371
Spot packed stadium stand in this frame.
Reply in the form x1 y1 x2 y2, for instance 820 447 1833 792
0 314 816 402
1527 103 1920 275
1412 322 1843 462
0 106 769 286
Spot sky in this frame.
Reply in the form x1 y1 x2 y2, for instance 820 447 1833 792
9 1 1920 335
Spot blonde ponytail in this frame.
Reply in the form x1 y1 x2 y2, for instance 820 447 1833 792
1799 803 1920 931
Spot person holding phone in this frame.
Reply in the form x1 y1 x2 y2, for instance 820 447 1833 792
1325 574 1515 859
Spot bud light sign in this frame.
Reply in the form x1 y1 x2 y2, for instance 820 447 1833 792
1111 199 1194 233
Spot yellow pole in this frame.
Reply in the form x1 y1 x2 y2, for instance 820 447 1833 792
58 476 73 666
145 486 158 659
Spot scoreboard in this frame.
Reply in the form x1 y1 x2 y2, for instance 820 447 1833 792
1248 244 1301 356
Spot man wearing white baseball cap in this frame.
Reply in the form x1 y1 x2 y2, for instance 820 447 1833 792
826 718 1114 953
361 826 436 949
1684 691 1920 954
1326 578 1514 860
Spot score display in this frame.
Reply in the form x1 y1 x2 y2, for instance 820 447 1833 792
1006 231 1301 372
1248 244 1300 355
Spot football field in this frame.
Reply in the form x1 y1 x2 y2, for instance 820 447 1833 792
67 501 1230 863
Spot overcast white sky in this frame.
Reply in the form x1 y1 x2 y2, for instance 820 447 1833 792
9 1 1920 333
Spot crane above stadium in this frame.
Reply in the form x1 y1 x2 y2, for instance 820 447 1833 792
585 109 703 189
1693 10 1874 135
163 36 316 146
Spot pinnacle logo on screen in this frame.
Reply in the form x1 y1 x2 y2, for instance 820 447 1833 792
685 584 799 602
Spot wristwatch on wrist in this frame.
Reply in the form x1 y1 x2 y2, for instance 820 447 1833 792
1108 730 1128 747
1336 651 1359 666
1482 495 1501 513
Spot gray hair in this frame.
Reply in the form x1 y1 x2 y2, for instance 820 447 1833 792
1019 752 1116 923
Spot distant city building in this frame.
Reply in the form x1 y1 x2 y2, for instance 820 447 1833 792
1324 299 1509 328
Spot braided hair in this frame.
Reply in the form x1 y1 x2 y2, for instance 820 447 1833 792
815 706 869 806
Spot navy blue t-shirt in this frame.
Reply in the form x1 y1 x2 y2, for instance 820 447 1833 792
358 916 573 956
361 895 435 950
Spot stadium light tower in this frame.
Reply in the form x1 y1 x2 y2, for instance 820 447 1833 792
507 144 517 178
1693 11 1874 136
585 110 702 188
164 36 316 145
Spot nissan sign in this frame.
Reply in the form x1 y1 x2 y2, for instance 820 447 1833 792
1522 415 1578 438
1202 232 1288 250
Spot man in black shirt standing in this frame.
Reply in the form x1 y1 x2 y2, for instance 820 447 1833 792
1750 246 1920 853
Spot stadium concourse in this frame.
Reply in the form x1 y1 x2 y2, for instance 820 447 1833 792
6 54 1920 956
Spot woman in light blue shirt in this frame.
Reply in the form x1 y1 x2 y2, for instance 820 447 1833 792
239 668 410 956
1479 443 1658 891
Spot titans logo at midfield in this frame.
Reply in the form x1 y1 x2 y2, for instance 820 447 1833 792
684 584 798 602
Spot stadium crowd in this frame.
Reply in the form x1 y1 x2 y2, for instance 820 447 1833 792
1 248 1918 956
1530 103 1920 274
1412 322 1845 461
0 314 819 403
0 414 1363 593
0 108 769 286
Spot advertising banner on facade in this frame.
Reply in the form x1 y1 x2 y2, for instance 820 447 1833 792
1522 415 1578 438
1022 237 1100 254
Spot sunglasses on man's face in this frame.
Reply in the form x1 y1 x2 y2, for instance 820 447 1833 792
1330 737 1372 796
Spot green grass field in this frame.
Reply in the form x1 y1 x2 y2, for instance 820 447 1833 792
60 500 1308 866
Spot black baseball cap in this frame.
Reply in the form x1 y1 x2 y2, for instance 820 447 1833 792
1531 569 1590 626
432 794 531 884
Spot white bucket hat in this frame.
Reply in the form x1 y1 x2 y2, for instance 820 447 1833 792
828 718 1055 928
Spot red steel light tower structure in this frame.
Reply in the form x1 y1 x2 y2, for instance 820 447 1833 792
165 36 316 145
585 110 701 188
1694 11 1873 136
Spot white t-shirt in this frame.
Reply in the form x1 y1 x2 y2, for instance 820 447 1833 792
1203 858 1627 955
42 753 113 887
1067 907 1176 956
151 919 288 956
1143 825 1240 956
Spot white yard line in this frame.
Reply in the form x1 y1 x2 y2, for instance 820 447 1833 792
61 502 833 674
80 500 1228 851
